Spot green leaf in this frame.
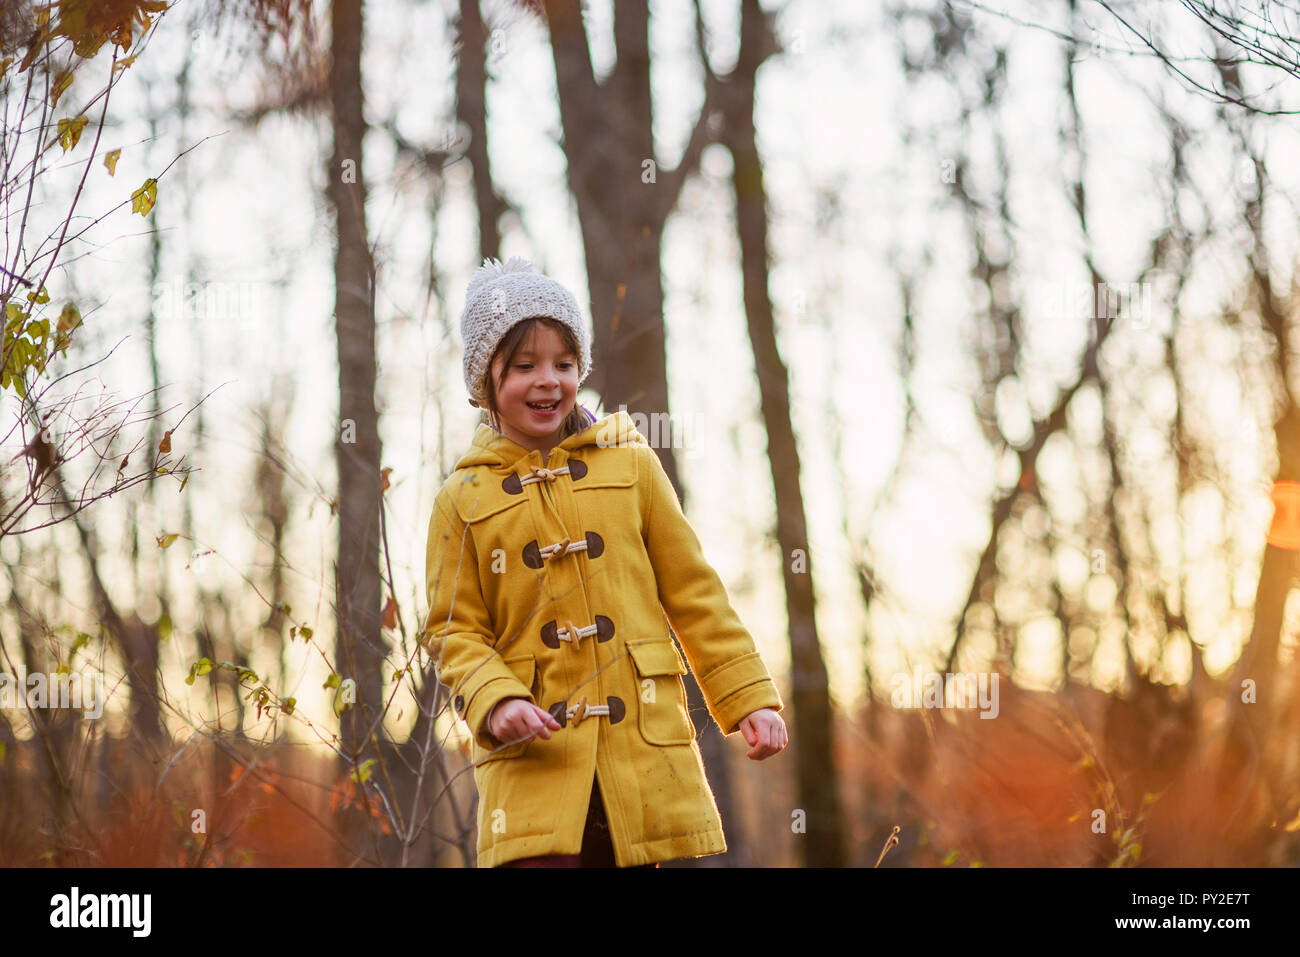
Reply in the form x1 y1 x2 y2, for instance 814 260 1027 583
71 632 93 657
323 673 341 690
185 657 213 684
349 759 376 784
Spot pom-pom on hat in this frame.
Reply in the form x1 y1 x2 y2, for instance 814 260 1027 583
459 256 593 408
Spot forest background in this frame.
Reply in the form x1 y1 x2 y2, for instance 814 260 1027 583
2 0 1299 867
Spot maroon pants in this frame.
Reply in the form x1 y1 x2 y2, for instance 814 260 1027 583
499 777 658 868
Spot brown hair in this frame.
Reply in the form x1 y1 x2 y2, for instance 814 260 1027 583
480 316 593 441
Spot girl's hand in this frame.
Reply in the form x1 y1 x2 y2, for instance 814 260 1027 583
488 697 561 746
738 708 787 760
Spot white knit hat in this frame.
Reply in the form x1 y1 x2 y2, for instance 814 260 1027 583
460 256 593 408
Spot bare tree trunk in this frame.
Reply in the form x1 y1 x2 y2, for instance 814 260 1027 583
327 0 387 861
1210 56 1300 855
456 0 505 261
253 389 292 736
717 0 844 868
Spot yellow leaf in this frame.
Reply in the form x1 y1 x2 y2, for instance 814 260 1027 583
104 149 121 176
19 23 52 73
113 55 138 74
51 71 73 109
156 532 178 548
57 116 89 153
131 177 157 216
1284 807 1300 833
27 284 50 304
57 303 81 333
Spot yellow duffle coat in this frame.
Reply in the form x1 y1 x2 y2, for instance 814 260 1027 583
422 410 784 867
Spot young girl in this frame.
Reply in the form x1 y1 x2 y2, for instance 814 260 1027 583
423 256 787 867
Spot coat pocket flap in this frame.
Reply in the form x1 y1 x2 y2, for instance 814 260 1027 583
449 476 529 524
627 639 687 677
569 451 638 490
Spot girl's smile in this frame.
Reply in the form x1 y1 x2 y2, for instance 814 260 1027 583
489 322 580 454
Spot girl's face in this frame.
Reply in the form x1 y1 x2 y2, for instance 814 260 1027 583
489 323 580 454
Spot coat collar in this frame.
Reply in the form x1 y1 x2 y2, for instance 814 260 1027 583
454 410 647 474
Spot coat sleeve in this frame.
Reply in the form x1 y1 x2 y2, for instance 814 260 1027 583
422 493 535 751
637 445 784 736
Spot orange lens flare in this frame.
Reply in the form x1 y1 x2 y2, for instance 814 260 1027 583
1266 480 1300 549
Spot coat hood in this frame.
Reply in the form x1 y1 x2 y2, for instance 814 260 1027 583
453 410 648 472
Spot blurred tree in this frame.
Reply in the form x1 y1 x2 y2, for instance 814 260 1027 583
713 0 845 868
191 0 390 859
323 0 389 859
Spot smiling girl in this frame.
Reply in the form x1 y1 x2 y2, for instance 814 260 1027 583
423 256 787 868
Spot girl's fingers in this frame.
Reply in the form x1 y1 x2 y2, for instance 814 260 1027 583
534 704 561 729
